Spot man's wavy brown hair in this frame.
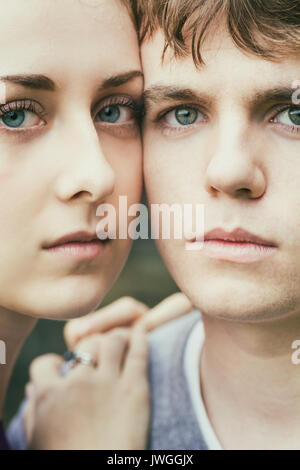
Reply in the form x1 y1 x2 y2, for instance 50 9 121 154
133 0 300 65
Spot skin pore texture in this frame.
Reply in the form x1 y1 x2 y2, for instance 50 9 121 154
142 28 300 449
0 0 143 418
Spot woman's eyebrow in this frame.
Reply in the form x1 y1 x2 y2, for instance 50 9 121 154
0 70 143 93
100 70 143 90
0 74 56 91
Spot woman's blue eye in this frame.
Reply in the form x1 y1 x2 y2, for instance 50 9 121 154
175 107 198 126
98 105 121 123
2 110 25 128
289 108 300 126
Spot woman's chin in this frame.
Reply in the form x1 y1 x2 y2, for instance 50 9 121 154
9 280 109 321
48 289 107 320
30 296 104 321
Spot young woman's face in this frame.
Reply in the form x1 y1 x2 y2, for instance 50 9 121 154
0 0 143 319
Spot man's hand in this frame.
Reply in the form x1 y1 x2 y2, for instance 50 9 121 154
25 325 149 450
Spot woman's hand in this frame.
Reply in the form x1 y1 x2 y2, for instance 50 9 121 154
25 325 149 450
64 293 193 349
24 293 193 450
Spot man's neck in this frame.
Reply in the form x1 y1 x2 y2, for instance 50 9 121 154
201 312 300 450
0 308 36 419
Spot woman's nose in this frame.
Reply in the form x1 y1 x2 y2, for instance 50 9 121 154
54 120 115 204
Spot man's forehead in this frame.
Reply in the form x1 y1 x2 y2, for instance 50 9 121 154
142 30 300 103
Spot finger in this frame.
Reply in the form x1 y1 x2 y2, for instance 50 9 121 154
64 297 149 349
105 327 131 343
74 334 104 369
25 382 35 401
97 331 129 378
123 323 148 379
139 293 193 332
23 395 35 444
29 354 63 390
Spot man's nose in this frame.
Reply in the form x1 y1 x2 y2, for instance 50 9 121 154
204 119 266 200
54 118 115 204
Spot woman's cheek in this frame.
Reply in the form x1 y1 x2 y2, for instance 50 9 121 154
106 136 143 201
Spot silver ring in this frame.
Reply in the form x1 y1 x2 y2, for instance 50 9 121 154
61 350 95 376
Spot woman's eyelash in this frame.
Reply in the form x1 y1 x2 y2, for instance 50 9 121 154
0 99 47 118
0 97 144 119
96 96 143 117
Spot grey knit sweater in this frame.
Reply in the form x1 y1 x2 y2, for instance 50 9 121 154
148 310 207 450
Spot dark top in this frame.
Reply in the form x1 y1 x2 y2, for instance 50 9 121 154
0 421 10 450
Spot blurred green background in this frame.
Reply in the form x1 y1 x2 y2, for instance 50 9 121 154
3 237 179 426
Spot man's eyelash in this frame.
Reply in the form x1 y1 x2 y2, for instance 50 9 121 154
151 104 206 124
270 104 300 122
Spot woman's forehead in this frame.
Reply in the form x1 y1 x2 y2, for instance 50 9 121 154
0 0 139 78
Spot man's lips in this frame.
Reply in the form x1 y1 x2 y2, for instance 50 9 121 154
203 228 277 247
187 227 278 263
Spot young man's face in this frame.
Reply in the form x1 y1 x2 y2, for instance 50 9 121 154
142 28 300 322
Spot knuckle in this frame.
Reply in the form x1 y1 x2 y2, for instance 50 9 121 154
172 292 193 307
29 358 39 377
109 328 129 343
118 296 147 313
76 333 101 349
63 321 73 339
29 354 54 377
63 321 80 345
119 296 138 309
35 386 52 405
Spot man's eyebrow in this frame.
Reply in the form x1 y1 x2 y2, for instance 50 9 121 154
143 85 212 108
249 87 296 107
101 70 143 89
0 74 56 91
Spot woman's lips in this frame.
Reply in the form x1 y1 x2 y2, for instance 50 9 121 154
44 240 105 261
43 231 107 261
189 227 278 263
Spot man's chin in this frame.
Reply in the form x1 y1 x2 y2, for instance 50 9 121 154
180 279 293 324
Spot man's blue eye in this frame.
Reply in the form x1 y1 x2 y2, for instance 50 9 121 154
98 105 121 123
289 108 300 126
2 110 26 128
175 108 198 126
